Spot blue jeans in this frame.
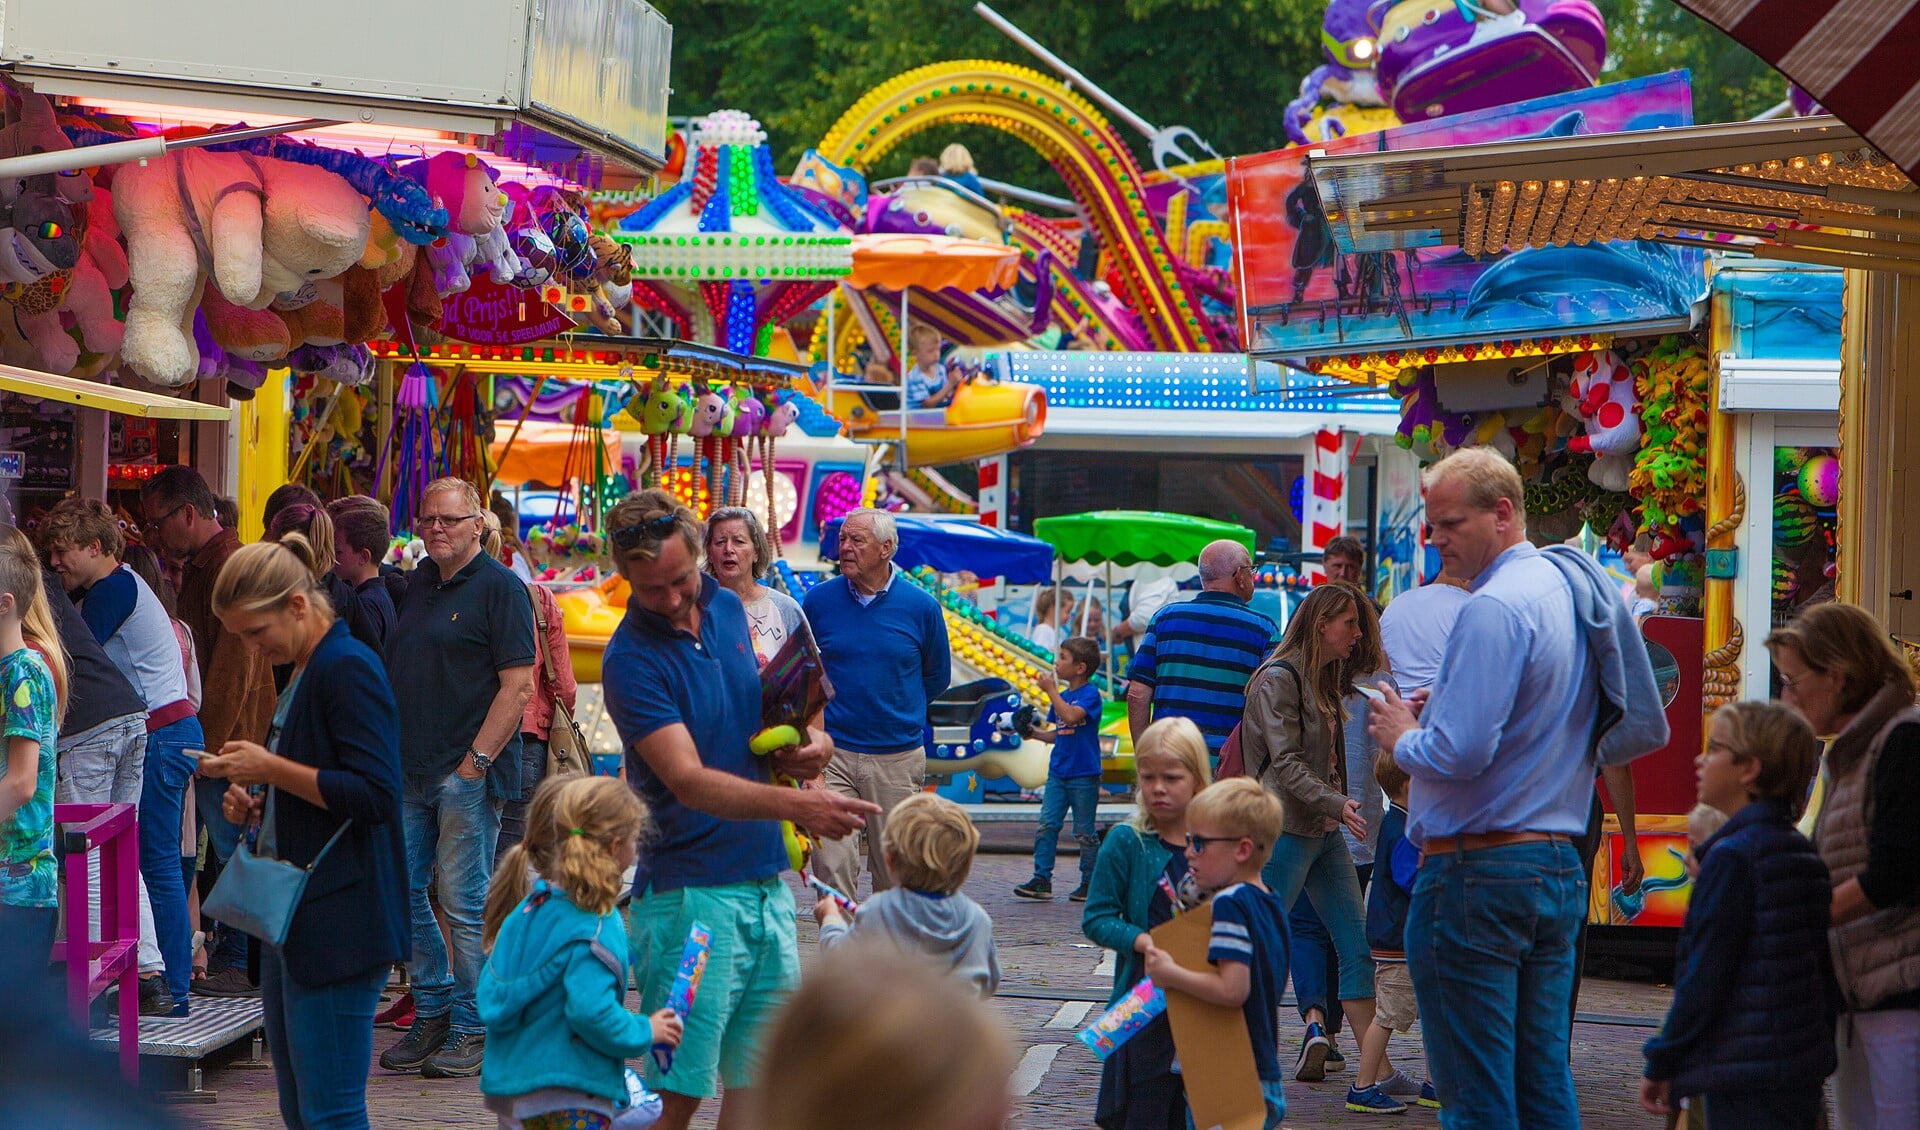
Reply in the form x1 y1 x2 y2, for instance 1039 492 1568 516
140 716 202 1012
259 946 386 1129
1032 775 1101 883
402 769 501 1035
196 771 249 971
1291 862 1372 1034
1262 831 1373 1001
1406 840 1585 1129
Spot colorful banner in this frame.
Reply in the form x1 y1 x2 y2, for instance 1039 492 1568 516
1228 73 1701 360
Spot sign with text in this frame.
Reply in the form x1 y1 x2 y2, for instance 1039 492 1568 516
383 273 576 348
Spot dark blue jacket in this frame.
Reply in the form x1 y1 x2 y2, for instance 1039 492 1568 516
1366 803 1416 956
1642 799 1837 1096
271 619 410 988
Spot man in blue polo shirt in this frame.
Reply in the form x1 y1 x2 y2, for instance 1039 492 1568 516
1125 539 1275 758
803 507 951 899
601 489 877 1130
379 477 537 1080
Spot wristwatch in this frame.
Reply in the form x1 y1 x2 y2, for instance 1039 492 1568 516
467 747 493 773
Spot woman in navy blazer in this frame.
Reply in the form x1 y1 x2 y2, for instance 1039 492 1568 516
200 533 408 1130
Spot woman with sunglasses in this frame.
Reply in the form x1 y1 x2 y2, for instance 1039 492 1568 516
1238 581 1386 1089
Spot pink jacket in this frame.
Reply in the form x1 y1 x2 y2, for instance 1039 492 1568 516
522 582 578 739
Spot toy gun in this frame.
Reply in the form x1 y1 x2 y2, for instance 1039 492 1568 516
804 872 860 915
752 624 835 870
652 922 712 1074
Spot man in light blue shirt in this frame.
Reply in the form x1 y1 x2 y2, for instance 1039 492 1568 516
1367 449 1591 1130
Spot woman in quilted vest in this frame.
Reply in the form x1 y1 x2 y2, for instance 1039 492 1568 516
1767 604 1920 1128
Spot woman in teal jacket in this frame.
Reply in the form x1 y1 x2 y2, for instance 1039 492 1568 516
1081 717 1211 1130
479 776 682 1128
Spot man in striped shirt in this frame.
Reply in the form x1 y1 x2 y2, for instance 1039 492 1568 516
1125 540 1275 759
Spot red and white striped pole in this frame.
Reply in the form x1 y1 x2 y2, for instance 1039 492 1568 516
1304 427 1348 584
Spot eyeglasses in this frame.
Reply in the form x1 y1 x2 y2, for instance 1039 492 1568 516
1777 669 1818 690
611 513 681 551
416 513 479 531
147 502 187 527
1185 832 1246 853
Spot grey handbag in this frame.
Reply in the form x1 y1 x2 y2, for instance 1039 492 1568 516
202 788 350 948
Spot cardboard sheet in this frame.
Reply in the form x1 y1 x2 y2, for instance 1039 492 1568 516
1151 906 1266 1130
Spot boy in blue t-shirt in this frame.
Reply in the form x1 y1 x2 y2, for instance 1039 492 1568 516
1015 637 1105 903
1144 777 1291 1129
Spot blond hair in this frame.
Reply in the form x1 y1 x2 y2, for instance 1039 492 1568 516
1709 700 1821 816
483 775 648 949
211 533 332 621
938 143 976 175
266 503 337 577
37 498 125 559
754 948 1013 1130
1187 777 1284 853
1686 802 1728 848
1374 745 1410 802
2 527 67 723
1422 445 1527 525
1129 716 1211 832
883 792 978 895
480 510 505 562
422 475 484 518
1765 602 1915 717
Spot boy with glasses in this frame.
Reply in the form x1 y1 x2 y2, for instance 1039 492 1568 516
1142 777 1292 1128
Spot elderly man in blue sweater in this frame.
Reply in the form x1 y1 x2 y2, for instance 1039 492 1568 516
805 508 951 897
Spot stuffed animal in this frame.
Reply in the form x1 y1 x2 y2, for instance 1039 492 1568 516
1566 350 1640 492
115 150 370 386
1391 366 1468 457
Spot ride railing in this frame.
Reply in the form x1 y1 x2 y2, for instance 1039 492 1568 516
57 802 141 1082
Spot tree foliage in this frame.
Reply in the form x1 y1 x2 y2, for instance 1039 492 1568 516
661 0 1784 195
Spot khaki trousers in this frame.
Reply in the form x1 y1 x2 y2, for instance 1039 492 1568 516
812 746 925 896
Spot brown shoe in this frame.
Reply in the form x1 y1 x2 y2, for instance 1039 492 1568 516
191 966 259 998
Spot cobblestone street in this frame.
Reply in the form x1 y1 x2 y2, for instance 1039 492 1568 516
179 829 1677 1129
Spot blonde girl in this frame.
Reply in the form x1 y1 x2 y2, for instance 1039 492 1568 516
478 775 682 1130
1082 716 1212 1129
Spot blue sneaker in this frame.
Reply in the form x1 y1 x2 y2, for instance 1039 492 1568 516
1345 1085 1409 1114
1417 1081 1441 1108
1294 1021 1331 1082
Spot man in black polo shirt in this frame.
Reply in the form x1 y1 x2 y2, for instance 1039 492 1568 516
378 478 536 1079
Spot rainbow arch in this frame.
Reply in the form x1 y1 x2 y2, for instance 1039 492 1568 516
817 60 1219 353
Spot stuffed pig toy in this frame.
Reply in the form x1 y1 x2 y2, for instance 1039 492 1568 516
115 150 370 386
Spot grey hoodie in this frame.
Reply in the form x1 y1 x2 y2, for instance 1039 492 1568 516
818 887 1001 997
1539 545 1671 766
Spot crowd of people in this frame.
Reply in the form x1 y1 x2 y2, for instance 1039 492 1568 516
0 443 1916 1129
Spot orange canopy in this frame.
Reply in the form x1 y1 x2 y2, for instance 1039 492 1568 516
489 420 621 487
844 232 1021 293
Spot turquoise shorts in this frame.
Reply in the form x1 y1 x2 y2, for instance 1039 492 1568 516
628 877 799 1099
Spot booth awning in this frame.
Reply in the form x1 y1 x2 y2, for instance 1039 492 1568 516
0 365 231 420
1033 511 1256 568
1305 116 1919 275
820 515 1056 584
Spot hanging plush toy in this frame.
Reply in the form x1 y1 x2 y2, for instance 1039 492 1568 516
1565 350 1640 492
115 151 370 386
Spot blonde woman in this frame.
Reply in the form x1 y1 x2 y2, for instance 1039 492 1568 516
198 533 406 1129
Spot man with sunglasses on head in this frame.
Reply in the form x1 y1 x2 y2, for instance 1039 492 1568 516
599 489 877 1130
379 477 537 1080
139 465 277 999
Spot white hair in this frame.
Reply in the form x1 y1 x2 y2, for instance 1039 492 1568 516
1196 539 1251 584
845 507 898 551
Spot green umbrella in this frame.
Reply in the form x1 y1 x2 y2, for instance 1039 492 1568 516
1031 511 1256 567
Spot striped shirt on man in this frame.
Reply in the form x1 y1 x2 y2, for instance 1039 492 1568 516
1128 590 1276 753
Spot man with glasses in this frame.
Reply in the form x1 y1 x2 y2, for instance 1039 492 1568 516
803 507 951 900
139 465 276 998
378 477 536 1079
1126 539 1275 761
599 489 877 1130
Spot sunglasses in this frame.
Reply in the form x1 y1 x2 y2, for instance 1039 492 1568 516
610 512 681 551
1185 833 1247 853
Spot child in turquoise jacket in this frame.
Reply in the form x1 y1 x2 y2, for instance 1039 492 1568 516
480 776 682 1130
